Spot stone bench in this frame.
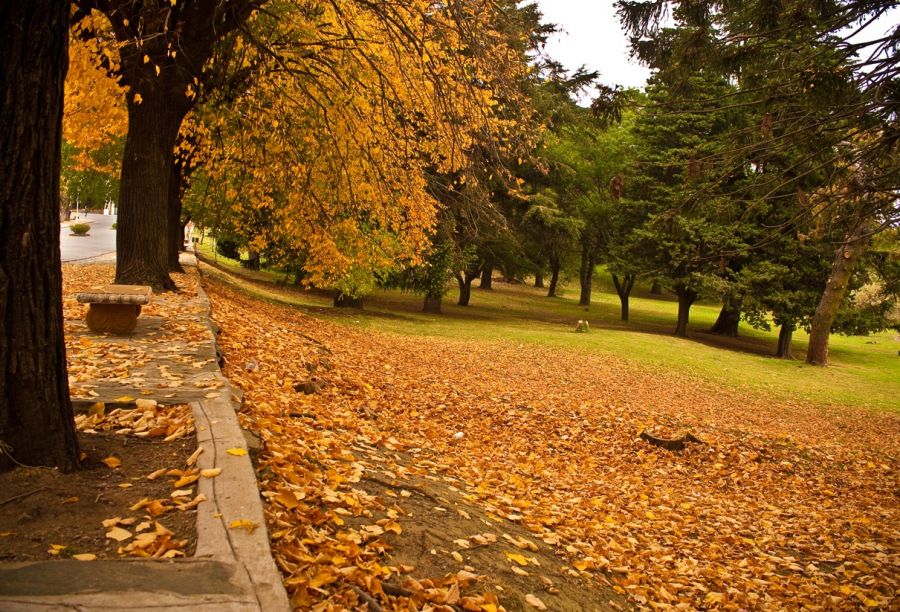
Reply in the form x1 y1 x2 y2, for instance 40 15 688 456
76 284 153 335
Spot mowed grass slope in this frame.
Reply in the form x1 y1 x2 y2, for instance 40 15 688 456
195 243 900 411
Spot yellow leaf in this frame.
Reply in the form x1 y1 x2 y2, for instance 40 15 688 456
275 491 299 509
226 448 247 456
174 474 199 488
87 402 105 416
525 594 547 611
105 527 132 542
73 553 97 561
102 456 122 469
573 559 594 572
229 519 258 533
62 496 79 504
200 467 222 478
504 551 529 566
114 395 134 403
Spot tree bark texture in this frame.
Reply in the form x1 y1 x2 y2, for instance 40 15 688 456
116 92 188 290
534 269 544 288
0 0 80 472
674 284 697 337
547 257 561 298
578 242 595 307
776 322 794 359
710 295 742 337
650 279 663 295
612 274 635 321
806 228 870 365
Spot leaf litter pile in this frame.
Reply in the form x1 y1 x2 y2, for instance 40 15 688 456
204 279 899 610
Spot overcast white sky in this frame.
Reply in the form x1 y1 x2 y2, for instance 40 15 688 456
535 1 651 90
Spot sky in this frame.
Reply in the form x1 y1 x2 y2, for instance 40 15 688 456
535 1 652 91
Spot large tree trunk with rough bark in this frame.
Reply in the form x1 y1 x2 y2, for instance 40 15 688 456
710 295 742 337
116 93 188 290
776 322 794 359
674 284 697 337
547 256 561 298
807 227 870 365
578 242 595 307
534 269 544 288
0 0 80 472
612 274 635 321
650 279 663 295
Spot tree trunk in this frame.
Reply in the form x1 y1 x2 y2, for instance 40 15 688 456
674 284 697 337
650 279 663 295
0 0 80 472
480 264 493 290
423 295 442 314
334 294 363 308
246 249 260 270
578 243 595 307
710 295 742 337
807 227 870 365
612 274 635 321
547 257 561 298
534 269 544 288
116 92 189 291
776 322 794 359
167 159 184 273
456 273 474 306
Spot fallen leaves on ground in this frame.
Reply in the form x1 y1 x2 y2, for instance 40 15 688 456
204 279 899 610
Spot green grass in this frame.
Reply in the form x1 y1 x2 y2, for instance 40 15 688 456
196 250 900 412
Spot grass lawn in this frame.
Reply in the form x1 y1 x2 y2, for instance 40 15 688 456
194 240 900 412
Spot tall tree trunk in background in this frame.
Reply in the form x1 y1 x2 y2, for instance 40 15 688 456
578 242 595 307
167 158 185 273
807 227 870 365
650 279 663 295
612 274 635 321
534 269 544 288
456 272 476 306
547 256 561 298
710 295 742 337
0 0 80 472
776 322 794 359
423 295 442 314
674 284 697 337
480 263 493 289
116 92 189 290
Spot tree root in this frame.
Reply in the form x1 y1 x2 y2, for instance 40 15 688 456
640 431 704 451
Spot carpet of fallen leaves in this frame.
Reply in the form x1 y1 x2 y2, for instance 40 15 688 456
62 264 216 403
204 279 898 610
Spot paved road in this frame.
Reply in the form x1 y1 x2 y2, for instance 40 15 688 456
60 212 117 262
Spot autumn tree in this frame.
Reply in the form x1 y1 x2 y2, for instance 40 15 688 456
0 0 80 472
70 1 259 290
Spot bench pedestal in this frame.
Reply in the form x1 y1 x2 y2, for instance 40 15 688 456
85 303 142 334
76 284 153 335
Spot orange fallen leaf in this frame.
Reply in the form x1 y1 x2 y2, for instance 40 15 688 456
102 456 121 469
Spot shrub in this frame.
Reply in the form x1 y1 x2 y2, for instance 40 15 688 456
111 222 117 230
70 223 91 236
215 236 241 259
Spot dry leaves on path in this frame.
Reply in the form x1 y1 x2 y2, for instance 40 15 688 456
204 279 899 610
